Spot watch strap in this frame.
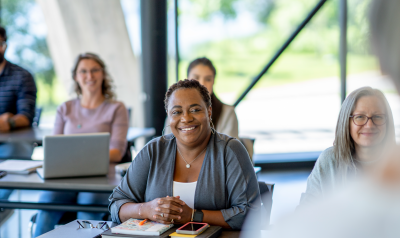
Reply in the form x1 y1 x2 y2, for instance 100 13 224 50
191 208 195 222
193 209 203 222
7 118 16 130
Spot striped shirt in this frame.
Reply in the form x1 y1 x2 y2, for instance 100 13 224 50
0 61 37 123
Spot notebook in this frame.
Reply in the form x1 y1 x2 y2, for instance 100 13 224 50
0 160 42 174
99 228 176 238
110 219 173 236
99 224 222 238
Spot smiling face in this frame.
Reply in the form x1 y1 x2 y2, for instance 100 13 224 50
167 88 212 147
75 59 104 96
188 64 215 95
350 95 387 150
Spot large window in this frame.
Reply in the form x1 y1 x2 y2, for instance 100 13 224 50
173 0 392 161
2 0 67 127
7 0 394 159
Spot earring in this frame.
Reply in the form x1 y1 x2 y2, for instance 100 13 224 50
210 119 216 134
162 125 175 141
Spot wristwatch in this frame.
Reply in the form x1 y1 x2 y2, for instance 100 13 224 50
7 118 16 130
192 209 204 222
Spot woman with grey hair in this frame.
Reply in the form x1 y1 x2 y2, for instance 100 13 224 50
299 86 395 207
258 2 400 237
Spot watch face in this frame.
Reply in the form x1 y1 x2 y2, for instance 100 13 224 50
8 118 15 129
193 210 204 222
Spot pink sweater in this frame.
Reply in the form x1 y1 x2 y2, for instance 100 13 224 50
53 99 129 155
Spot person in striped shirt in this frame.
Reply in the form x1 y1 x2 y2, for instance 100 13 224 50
0 25 37 160
0 25 37 222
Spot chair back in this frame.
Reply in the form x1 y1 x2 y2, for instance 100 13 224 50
119 107 133 163
32 107 43 127
258 181 275 226
127 107 132 126
239 137 255 165
119 141 133 163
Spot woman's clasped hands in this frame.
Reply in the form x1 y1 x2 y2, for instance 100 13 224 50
145 196 193 224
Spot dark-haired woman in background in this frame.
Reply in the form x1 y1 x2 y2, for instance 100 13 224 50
166 57 239 138
109 79 259 230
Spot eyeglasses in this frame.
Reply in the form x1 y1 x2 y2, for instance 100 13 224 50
77 220 110 230
349 114 387 126
77 68 102 75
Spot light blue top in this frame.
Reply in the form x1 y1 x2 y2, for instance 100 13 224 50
299 147 357 207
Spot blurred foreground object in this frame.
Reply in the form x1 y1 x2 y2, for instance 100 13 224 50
269 172 400 238
267 145 400 237
369 0 400 91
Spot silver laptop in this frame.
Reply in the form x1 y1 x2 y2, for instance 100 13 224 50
37 133 110 179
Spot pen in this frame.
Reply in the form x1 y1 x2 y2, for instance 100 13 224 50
138 219 149 226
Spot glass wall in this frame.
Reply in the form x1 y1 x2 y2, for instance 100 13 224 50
2 0 67 127
6 0 393 154
173 0 387 160
345 0 400 142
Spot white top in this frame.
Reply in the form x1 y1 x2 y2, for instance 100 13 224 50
172 181 197 209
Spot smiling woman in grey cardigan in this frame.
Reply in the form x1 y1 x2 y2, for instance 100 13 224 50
109 79 260 230
164 57 239 139
109 133 258 229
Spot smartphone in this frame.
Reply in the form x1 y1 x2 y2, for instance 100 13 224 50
176 222 209 235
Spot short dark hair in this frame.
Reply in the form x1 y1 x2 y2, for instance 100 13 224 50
187 57 216 78
0 26 7 41
164 79 211 111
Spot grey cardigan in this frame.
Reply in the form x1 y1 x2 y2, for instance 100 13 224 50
108 132 260 230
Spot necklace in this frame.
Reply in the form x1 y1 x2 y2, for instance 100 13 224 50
177 146 207 169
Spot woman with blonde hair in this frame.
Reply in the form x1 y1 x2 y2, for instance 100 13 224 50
299 86 395 206
34 53 129 237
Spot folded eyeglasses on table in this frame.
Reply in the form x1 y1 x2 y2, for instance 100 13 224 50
76 220 110 230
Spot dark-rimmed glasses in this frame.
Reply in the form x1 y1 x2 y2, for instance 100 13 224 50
350 114 387 126
77 220 109 230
